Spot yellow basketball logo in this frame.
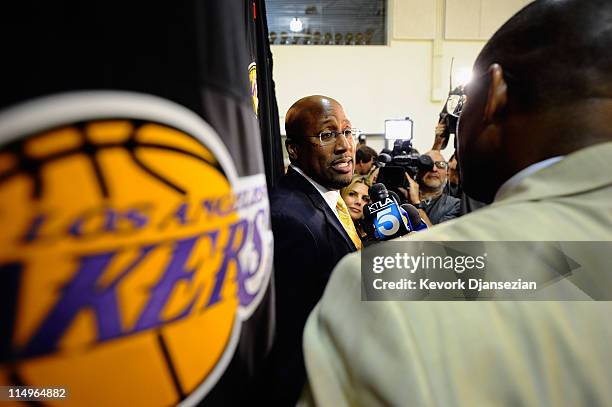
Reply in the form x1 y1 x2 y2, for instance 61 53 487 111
0 92 273 406
248 62 259 116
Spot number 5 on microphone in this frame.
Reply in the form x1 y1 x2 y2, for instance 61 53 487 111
375 206 400 237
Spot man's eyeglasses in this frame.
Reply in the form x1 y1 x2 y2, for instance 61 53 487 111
309 128 358 146
434 160 448 170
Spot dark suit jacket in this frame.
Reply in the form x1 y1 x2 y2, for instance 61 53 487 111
422 193 462 224
265 166 356 405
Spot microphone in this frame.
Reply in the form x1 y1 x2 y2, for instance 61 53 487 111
387 192 428 231
387 190 403 206
400 203 428 231
377 152 392 165
363 183 412 241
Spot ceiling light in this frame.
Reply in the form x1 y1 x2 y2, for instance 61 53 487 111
289 18 303 33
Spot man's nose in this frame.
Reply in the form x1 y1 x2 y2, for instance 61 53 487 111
334 133 350 152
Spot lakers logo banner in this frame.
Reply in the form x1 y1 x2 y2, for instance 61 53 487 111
0 91 273 406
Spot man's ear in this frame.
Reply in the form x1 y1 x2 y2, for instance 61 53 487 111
483 63 508 124
286 140 299 161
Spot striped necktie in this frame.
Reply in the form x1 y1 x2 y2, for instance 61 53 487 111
336 196 362 250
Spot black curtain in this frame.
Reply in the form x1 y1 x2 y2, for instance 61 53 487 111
247 0 285 188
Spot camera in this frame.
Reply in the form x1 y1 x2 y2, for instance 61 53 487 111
439 85 467 149
389 140 433 179
375 140 434 201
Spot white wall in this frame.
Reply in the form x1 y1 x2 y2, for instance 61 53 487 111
271 0 531 158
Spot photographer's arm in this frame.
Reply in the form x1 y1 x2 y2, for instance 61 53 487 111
432 116 448 151
368 167 380 184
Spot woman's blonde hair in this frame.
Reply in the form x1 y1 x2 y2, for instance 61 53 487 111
341 175 371 199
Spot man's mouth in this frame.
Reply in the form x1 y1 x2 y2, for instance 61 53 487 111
331 158 353 173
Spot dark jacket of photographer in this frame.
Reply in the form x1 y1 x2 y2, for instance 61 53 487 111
445 182 487 215
421 193 461 225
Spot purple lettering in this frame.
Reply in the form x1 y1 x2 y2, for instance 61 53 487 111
68 206 107 237
217 194 236 216
237 210 265 306
22 214 46 242
23 245 154 357
206 219 249 307
124 207 149 230
174 203 190 225
201 193 237 218
133 236 203 332
201 199 218 218
103 208 117 232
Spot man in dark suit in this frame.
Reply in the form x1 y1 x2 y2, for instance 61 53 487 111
266 95 360 405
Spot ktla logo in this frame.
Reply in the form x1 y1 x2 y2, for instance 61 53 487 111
0 92 273 406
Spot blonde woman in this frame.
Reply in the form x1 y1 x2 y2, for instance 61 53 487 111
340 176 371 241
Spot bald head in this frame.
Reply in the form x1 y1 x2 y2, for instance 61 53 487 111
425 150 445 163
457 0 612 203
285 95 342 140
475 0 612 112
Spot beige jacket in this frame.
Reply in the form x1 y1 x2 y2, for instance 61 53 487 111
302 142 612 406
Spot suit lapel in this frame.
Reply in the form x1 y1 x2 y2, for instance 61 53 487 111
285 167 357 251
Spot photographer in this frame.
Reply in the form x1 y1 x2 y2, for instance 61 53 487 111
355 145 378 176
400 150 461 226
434 114 486 214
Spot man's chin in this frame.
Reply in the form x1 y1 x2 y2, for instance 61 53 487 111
326 173 353 190
424 180 442 189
